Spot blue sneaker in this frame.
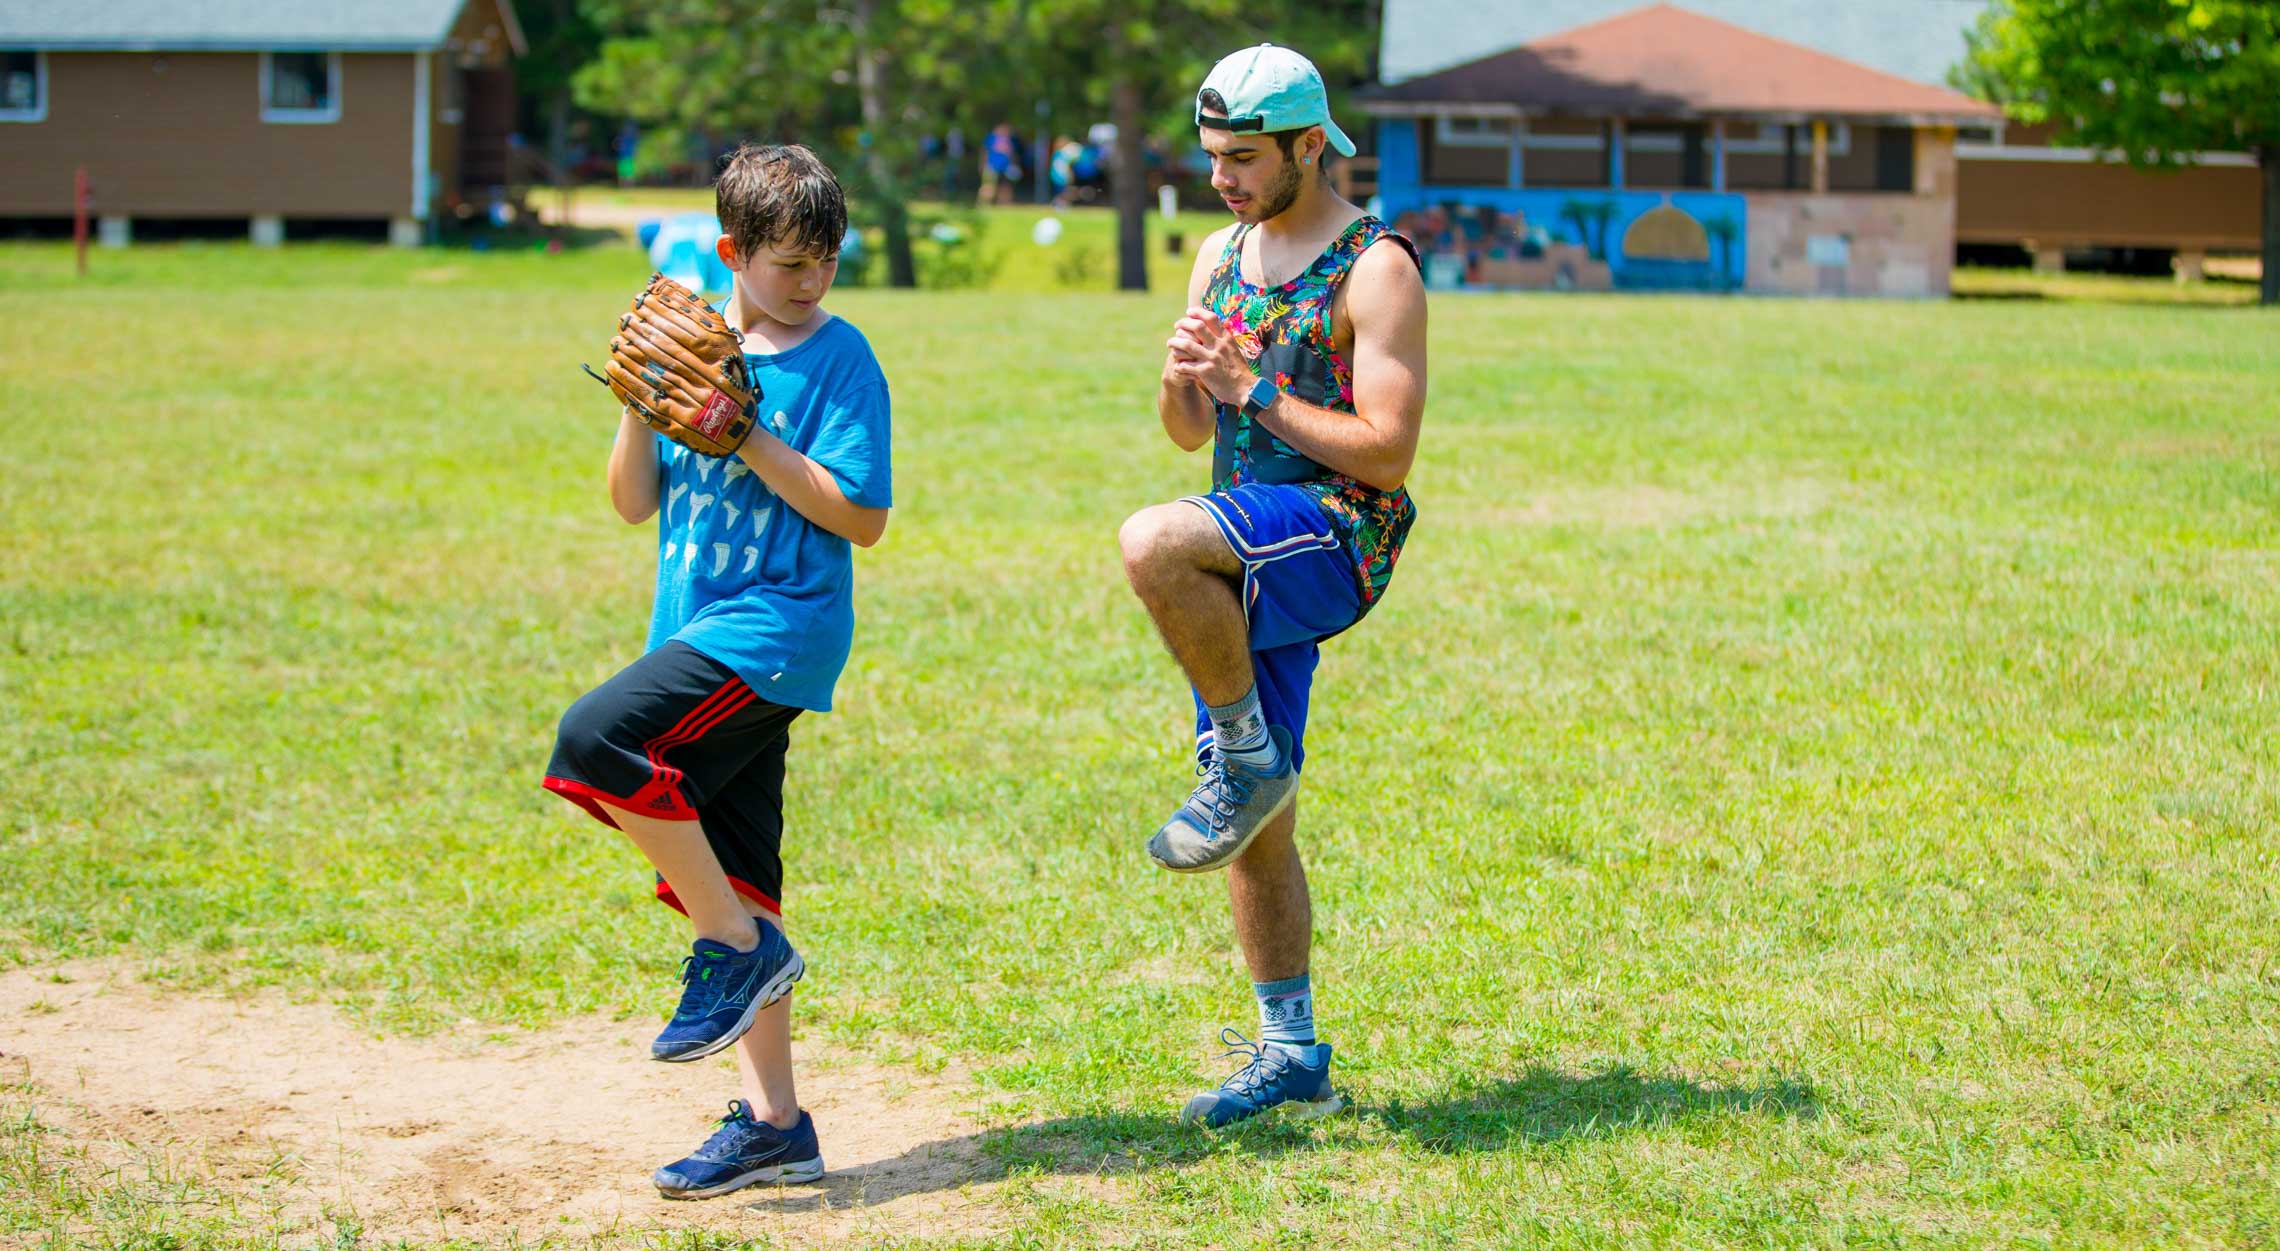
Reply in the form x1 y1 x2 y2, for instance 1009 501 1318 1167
653 1101 824 1199
1147 727 1299 873
650 925 804 1063
1179 1028 1344 1127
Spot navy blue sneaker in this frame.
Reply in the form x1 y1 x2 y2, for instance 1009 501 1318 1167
653 1101 824 1199
1179 1029 1344 1127
650 925 804 1063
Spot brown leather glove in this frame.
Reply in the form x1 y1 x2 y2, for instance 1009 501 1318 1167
583 274 759 457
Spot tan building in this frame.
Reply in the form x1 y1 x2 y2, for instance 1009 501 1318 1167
1 0 524 246
1956 121 2262 278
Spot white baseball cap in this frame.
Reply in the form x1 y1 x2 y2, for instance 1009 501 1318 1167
1195 43 1356 157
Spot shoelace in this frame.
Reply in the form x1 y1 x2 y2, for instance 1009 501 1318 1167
1211 1027 1290 1099
674 953 724 1018
696 1100 763 1157
1184 757 1256 834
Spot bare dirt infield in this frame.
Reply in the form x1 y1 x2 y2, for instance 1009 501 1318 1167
1 965 1110 1245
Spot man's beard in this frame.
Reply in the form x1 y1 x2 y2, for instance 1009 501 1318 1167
1246 157 1305 222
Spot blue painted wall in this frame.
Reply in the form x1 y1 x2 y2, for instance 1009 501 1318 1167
1372 119 1748 292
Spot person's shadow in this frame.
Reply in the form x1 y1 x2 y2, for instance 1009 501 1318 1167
737 1064 1820 1213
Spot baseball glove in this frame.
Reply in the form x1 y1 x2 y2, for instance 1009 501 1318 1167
582 273 759 457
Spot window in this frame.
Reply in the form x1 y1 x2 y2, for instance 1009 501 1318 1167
1 50 45 122
262 51 339 123
1873 125 1916 192
1619 122 1709 188
1434 115 1516 148
1424 117 1512 186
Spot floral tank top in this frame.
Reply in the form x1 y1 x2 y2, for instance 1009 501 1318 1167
1203 215 1419 608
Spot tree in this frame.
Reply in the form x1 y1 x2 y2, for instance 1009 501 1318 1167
572 0 1383 291
1018 0 1379 290
516 0 603 175
1958 0 2280 304
575 0 963 286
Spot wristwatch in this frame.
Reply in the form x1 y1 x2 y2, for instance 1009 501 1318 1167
1239 377 1278 419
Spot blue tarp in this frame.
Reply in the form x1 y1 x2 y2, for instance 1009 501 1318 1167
639 212 734 294
636 213 867 293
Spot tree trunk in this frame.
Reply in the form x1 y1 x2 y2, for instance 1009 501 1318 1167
1111 72 1147 291
852 0 916 288
1104 15 1148 293
2262 145 2278 307
546 89 571 176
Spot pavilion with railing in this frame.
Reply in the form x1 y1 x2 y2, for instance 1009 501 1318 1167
1351 3 1999 296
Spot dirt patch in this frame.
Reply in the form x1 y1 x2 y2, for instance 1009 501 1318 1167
0 966 1065 1245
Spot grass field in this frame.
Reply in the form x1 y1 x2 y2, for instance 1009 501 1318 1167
537 190 1238 294
2 238 2277 1248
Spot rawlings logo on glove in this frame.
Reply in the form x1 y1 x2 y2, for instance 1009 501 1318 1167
583 273 760 458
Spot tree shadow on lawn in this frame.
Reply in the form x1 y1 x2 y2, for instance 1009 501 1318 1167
740 1064 1819 1213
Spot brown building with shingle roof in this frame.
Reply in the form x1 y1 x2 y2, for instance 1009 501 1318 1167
0 0 524 246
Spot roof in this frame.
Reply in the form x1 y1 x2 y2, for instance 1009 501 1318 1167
0 0 527 54
1380 0 1992 89
1362 3 1999 122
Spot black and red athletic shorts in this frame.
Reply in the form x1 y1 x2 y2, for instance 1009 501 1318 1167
544 641 802 916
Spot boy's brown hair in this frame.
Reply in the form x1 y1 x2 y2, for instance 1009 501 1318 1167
714 143 848 261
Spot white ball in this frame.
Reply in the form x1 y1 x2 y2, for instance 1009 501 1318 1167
1031 216 1064 246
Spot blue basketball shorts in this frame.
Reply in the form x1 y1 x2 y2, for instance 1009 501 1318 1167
1181 483 1366 774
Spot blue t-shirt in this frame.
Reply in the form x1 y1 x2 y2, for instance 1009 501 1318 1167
644 314 892 712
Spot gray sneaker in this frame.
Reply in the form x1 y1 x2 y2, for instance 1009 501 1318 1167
1146 726 1298 873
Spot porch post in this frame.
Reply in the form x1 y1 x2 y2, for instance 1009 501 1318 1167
1609 117 1626 190
1711 119 1728 192
1811 119 1830 193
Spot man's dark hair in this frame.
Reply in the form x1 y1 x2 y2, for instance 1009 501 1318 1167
714 144 847 260
1196 87 1312 162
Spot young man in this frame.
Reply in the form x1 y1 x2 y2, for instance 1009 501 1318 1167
544 144 892 1197
1118 43 1427 1127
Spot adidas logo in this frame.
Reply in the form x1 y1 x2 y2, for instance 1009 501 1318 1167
649 793 677 811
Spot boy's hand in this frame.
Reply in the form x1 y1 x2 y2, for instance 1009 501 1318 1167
1166 309 1255 407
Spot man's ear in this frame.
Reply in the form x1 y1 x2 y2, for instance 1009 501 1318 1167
714 235 740 267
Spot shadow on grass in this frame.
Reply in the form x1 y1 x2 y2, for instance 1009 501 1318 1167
1952 272 2263 309
1367 1064 1819 1153
736 1063 1818 1213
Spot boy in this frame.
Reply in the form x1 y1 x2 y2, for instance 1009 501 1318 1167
544 144 892 1198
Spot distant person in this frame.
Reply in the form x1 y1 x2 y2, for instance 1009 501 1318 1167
545 144 893 1199
1049 135 1082 207
1118 43 1427 1128
980 122 1022 206
614 120 641 185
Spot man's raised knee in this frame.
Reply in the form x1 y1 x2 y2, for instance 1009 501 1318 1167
1118 505 1182 579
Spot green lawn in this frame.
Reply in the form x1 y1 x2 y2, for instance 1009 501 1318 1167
2 239 2277 1248
530 186 1236 294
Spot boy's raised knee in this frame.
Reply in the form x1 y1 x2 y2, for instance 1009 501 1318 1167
551 688 617 775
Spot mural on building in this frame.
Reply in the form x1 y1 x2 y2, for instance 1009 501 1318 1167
1386 191 1747 293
